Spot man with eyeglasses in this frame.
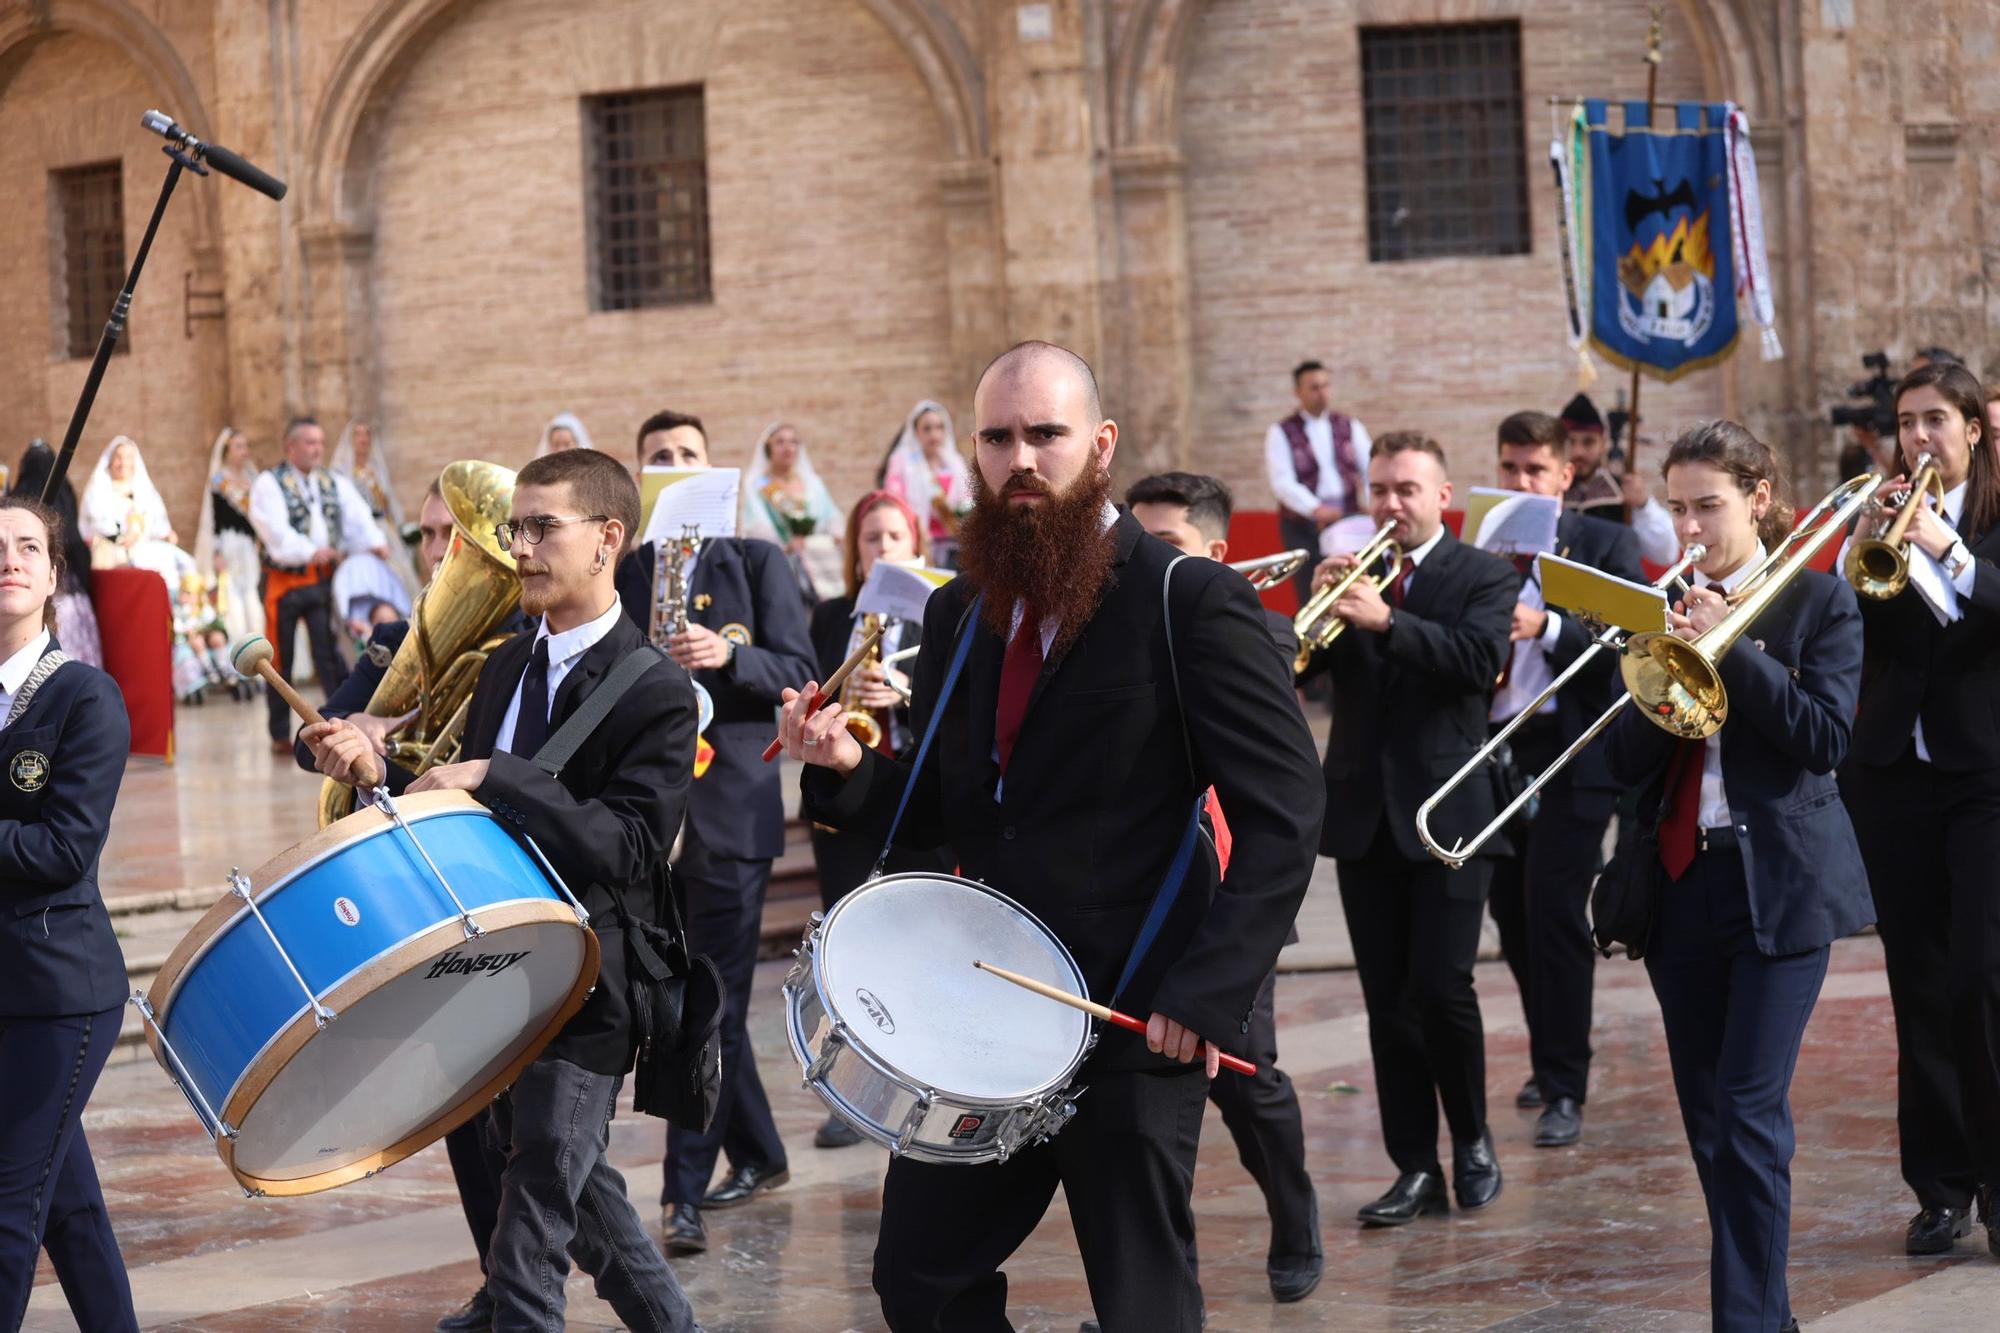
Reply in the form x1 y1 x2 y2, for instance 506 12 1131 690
302 448 704 1332
618 409 817 1257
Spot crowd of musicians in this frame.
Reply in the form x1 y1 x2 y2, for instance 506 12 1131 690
4 342 1999 1333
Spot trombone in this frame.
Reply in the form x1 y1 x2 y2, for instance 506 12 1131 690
1292 522 1401 674
1227 549 1312 591
1842 453 1945 600
1416 470 1882 867
1415 544 1707 868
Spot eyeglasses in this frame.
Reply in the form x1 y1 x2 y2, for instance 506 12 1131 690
494 514 608 546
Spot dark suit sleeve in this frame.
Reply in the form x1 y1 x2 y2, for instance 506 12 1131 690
721 542 817 703
1713 578 1861 774
1149 567 1324 1046
293 622 398 772
1380 552 1515 691
0 673 129 895
475 660 697 890
1961 554 2000 621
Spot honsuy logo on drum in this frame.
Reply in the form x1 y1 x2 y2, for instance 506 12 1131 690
426 949 531 979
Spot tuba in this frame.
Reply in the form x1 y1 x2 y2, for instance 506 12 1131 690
316 461 521 826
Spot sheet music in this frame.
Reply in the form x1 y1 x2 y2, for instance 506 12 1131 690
641 468 739 545
855 560 953 622
1536 552 1670 634
1464 487 1562 557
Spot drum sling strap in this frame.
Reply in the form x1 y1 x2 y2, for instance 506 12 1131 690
524 644 725 1129
876 562 1207 1011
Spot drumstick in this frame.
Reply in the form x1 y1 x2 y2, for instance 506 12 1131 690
973 960 1258 1077
232 636 383 789
761 619 886 762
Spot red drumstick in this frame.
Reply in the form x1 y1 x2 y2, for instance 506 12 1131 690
761 620 886 763
973 960 1258 1077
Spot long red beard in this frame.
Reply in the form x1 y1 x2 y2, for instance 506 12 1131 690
956 464 1116 656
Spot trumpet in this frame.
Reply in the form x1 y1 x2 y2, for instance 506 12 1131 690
1292 522 1401 674
1227 549 1312 591
1415 544 1708 867
1842 454 1945 600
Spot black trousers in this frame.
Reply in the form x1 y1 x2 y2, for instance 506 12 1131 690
1647 844 1826 1333
873 1064 1208 1333
1205 968 1316 1261
0 1006 136 1333
1486 717 1612 1103
263 573 347 741
1337 820 1493 1174
662 825 787 1204
1845 746 2000 1211
444 1115 507 1277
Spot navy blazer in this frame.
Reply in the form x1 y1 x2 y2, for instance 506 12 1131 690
616 537 817 860
1307 529 1520 874
0 642 132 1018
1608 568 1875 956
1535 511 1647 811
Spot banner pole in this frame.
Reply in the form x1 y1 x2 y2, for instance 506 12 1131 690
1623 7 1665 495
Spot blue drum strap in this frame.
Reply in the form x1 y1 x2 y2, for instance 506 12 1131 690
874 595 980 877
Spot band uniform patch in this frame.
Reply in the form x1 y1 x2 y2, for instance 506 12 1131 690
10 750 49 793
366 641 394 668
719 623 752 649
694 594 713 612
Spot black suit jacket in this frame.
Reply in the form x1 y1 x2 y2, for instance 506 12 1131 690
1851 520 2000 772
1307 529 1518 875
1608 569 1874 955
617 537 816 861
802 516 1324 1063
0 643 131 1018
1527 511 1647 810
379 611 697 1073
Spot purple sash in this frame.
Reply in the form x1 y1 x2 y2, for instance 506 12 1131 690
1277 412 1359 519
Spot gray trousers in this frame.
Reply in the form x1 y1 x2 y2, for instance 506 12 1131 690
487 1056 703 1332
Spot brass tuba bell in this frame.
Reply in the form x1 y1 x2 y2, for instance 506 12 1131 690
316 461 522 826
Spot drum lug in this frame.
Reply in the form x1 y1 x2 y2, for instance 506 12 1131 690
129 991 237 1142
374 789 487 938
523 834 590 927
228 869 339 1028
893 1090 934 1157
804 1025 846 1085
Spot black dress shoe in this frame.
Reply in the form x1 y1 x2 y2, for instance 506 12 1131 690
434 1286 494 1332
1534 1097 1583 1148
663 1202 707 1255
701 1160 791 1208
1514 1076 1544 1109
1452 1130 1503 1211
1357 1170 1448 1227
814 1113 863 1148
1268 1188 1324 1302
1905 1204 1972 1255
1779 1320 1799 1332
1984 1187 2000 1258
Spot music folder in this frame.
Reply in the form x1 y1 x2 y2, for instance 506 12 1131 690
1535 553 1670 634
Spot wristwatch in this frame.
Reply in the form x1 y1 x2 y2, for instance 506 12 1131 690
1947 540 1974 580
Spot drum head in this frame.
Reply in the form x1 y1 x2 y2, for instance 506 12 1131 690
226 913 588 1184
820 876 1090 1103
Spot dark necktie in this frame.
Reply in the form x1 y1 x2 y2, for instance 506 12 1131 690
995 613 1044 775
510 638 552 757
1385 560 1414 608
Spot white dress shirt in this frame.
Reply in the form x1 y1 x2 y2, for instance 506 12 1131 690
1696 544 1764 829
1491 568 1567 722
493 599 625 754
248 466 387 567
1264 411 1374 518
0 630 52 727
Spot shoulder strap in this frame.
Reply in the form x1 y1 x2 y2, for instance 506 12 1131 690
6 650 72 728
873 595 980 877
530 646 665 777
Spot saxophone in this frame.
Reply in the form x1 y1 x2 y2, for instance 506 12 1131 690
841 613 887 751
651 525 716 739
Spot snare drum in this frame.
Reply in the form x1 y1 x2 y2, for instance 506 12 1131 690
783 873 1094 1164
139 791 599 1196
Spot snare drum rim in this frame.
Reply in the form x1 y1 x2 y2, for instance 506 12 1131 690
146 790 485 1020
811 872 1095 1107
213 897 599 1197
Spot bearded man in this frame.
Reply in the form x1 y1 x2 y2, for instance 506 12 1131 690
777 341 1323 1332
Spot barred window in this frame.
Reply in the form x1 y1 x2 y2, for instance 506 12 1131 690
1359 22 1530 262
585 87 712 310
51 162 127 358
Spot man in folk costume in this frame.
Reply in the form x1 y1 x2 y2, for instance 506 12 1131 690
1264 359 1374 609
247 416 387 752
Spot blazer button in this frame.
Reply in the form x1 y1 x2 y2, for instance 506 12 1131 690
1002 825 1017 841
1240 1020 1250 1034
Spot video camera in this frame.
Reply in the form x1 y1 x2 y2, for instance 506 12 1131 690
1829 351 1896 436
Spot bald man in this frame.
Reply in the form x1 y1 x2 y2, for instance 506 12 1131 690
779 341 1324 1331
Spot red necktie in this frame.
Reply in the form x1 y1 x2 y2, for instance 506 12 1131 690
1657 738 1706 880
1206 789 1233 877
995 613 1044 774
1385 561 1414 608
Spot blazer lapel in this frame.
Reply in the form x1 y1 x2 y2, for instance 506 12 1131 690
1400 528 1458 621
963 613 1004 782
550 618 638 727
466 634 531 759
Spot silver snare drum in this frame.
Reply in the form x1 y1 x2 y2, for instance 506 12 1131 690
783 873 1095 1164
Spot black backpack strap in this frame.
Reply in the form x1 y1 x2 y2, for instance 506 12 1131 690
529 645 666 777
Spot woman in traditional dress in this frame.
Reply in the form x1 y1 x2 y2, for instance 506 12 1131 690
878 400 970 568
329 419 415 646
742 421 843 601
78 436 197 586
536 411 596 456
192 426 266 659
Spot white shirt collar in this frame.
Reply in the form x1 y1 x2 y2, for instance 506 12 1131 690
1403 525 1447 568
0 630 51 696
1710 542 1767 595
533 598 623 669
1942 480 1967 529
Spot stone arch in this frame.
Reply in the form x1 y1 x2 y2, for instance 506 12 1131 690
0 0 220 245
303 0 986 233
